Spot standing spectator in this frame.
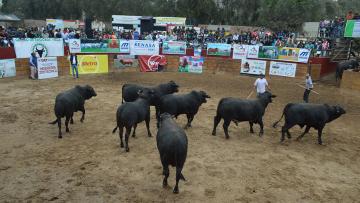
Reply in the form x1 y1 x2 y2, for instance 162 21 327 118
346 11 354 20
254 73 270 97
322 40 329 56
29 52 38 79
303 73 313 103
70 53 79 79
133 29 139 40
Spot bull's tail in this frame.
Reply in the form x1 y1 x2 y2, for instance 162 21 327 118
272 103 292 128
112 126 118 133
49 118 59 125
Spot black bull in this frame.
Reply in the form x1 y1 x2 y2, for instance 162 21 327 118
336 59 359 81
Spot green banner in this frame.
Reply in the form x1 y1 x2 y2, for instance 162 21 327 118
344 20 360 38
81 39 120 53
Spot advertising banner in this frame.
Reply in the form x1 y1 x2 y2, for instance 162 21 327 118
81 39 120 53
247 45 260 58
162 41 187 55
112 15 141 25
240 59 267 75
0 59 16 78
37 57 58 79
207 43 232 56
46 19 64 29
130 40 160 56
139 55 167 72
258 46 279 59
232 44 248 60
178 56 204 73
344 20 360 38
69 39 81 53
269 61 297 77
114 55 138 68
120 40 131 53
13 38 64 58
154 17 186 26
75 55 109 74
278 47 300 62
298 48 311 63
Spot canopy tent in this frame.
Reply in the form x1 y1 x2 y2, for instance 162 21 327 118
0 13 21 22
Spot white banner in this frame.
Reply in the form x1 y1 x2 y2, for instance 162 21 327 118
241 59 267 75
69 39 81 53
233 44 248 60
120 40 131 53
130 40 159 56
269 61 297 77
37 57 58 79
0 59 16 78
14 38 64 58
298 48 311 63
247 45 260 58
112 15 141 25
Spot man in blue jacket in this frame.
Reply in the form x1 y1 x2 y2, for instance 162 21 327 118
70 53 79 79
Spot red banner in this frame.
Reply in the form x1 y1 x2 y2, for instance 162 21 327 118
139 55 167 72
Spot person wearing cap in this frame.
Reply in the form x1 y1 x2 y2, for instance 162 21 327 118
303 73 313 103
254 73 270 97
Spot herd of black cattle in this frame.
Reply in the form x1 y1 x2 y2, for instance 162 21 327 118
49 81 346 194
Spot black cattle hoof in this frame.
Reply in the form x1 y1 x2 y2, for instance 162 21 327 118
132 134 136 138
148 134 152 137
212 132 216 136
225 136 230 139
126 148 130 152
80 119 84 123
250 130 254 134
173 188 179 194
163 181 168 188
58 136 62 139
120 144 124 148
66 129 70 133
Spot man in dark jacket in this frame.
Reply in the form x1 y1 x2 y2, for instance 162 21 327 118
70 53 79 79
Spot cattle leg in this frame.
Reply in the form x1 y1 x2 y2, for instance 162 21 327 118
296 126 311 141
173 166 183 194
223 119 231 139
125 127 131 152
258 119 264 136
80 107 85 123
119 126 124 148
317 127 324 145
145 116 152 137
132 124 137 138
212 115 221 136
161 159 169 187
65 116 70 133
70 117 74 124
57 117 62 139
249 122 254 134
185 114 194 129
281 123 295 142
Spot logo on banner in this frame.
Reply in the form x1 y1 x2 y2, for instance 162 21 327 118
147 55 166 71
298 49 311 63
80 56 100 73
32 43 48 58
121 42 129 49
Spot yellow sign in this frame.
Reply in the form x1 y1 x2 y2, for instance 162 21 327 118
278 47 300 62
71 55 109 74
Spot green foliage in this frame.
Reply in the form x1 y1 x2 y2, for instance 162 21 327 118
1 0 360 31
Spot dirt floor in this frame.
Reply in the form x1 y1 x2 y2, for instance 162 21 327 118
0 72 359 202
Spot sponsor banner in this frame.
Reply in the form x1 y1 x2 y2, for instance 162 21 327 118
112 15 141 25
344 20 360 38
240 59 267 75
0 59 16 78
139 55 167 72
114 55 138 68
81 39 120 53
162 41 187 55
46 19 64 29
130 40 160 56
75 55 109 74
154 17 186 26
298 48 311 63
178 56 204 73
278 47 300 62
258 46 279 59
233 44 248 60
120 40 131 53
69 39 81 53
37 57 58 79
194 47 202 57
207 43 232 56
269 61 297 77
13 38 64 58
247 45 260 58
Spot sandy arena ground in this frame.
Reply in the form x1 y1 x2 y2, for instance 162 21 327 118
0 72 359 202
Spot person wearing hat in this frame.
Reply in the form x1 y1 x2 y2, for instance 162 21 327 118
254 73 270 97
303 73 313 103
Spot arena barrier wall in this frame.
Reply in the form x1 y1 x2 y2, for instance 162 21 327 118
341 70 360 91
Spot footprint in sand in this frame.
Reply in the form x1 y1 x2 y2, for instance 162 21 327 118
204 188 216 197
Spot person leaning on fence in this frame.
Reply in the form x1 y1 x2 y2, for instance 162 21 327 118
303 73 313 103
29 52 38 79
254 73 270 97
70 53 79 79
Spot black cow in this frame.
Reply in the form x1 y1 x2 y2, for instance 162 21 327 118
336 59 359 81
121 81 179 105
157 113 188 194
112 89 155 152
158 90 210 129
212 91 276 138
49 85 97 138
273 103 346 145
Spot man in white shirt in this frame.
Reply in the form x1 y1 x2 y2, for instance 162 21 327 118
254 73 270 97
303 73 313 103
